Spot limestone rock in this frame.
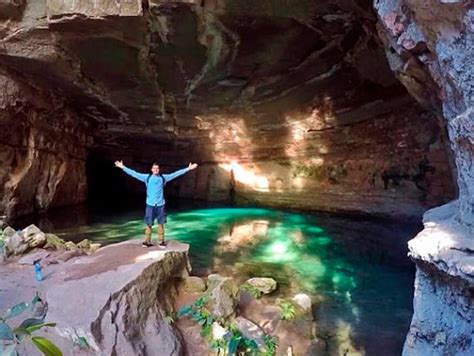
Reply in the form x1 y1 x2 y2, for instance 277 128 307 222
182 276 206 293
402 203 474 355
18 251 50 265
64 241 78 251
235 316 266 348
23 225 46 248
4 224 46 256
55 249 86 262
205 274 239 320
292 294 312 312
44 233 67 250
0 0 455 222
246 277 277 295
38 240 191 355
89 243 101 253
76 239 91 250
212 322 228 340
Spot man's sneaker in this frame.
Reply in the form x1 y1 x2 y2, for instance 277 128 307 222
142 241 153 248
158 241 167 249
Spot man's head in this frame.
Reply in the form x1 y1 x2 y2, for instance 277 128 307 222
151 162 160 175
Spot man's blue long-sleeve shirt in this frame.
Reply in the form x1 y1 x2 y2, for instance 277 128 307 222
122 166 189 207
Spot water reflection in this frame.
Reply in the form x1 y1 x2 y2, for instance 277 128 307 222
14 205 421 355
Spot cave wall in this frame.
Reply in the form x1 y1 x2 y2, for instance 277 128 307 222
0 0 456 221
374 0 473 354
0 73 91 219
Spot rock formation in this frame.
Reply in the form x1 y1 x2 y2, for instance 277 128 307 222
0 240 191 355
375 1 473 354
0 0 456 220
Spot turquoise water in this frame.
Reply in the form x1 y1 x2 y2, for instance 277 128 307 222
17 204 420 355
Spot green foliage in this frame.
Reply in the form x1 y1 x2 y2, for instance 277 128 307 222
239 284 262 299
178 296 214 341
262 335 277 356
0 293 62 356
178 297 277 355
277 299 297 321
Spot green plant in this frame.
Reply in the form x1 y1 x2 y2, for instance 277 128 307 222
178 296 214 341
277 299 296 321
221 324 259 356
239 283 262 299
0 293 62 356
262 335 277 356
178 297 274 356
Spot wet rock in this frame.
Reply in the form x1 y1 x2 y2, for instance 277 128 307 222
205 274 239 320
246 277 277 295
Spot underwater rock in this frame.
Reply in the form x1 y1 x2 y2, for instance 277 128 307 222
246 277 277 295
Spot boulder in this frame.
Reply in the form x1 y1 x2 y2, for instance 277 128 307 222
43 233 67 250
292 294 312 312
76 239 91 250
89 243 102 253
182 276 206 293
246 277 277 295
212 322 228 340
21 240 191 355
235 316 266 348
23 225 46 248
205 274 239 320
4 225 46 256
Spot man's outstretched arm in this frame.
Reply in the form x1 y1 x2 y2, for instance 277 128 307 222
163 163 198 182
115 160 149 183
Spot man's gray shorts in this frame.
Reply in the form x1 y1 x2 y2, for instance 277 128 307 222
145 205 167 225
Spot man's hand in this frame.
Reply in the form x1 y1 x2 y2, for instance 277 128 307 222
115 160 124 169
188 162 198 170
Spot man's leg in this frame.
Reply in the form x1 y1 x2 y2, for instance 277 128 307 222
145 225 152 243
157 205 167 247
143 205 154 247
157 224 165 246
